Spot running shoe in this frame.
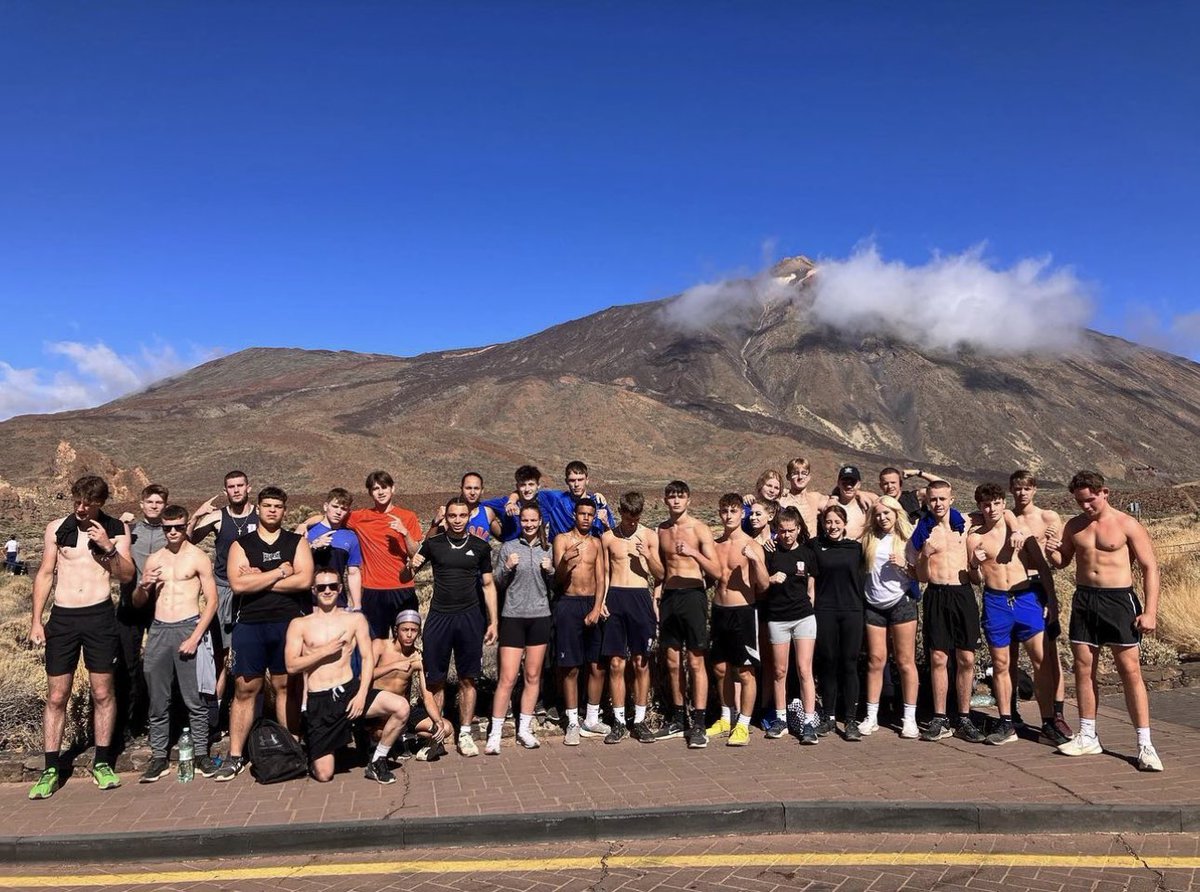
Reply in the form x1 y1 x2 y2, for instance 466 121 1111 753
631 721 656 743
816 715 836 737
1052 715 1074 740
1137 744 1164 772
564 723 582 746
484 738 501 755
685 723 708 749
516 729 540 749
985 720 1018 746
139 757 171 783
580 718 611 738
706 716 732 738
920 716 953 742
653 716 686 741
196 755 221 778
92 762 122 790
764 717 788 739
604 723 628 745
213 755 246 781
365 758 397 784
900 718 920 740
1057 733 1102 756
843 720 862 742
27 767 59 800
858 716 878 736
1041 718 1071 747
954 718 986 744
457 729 480 757
727 723 750 747
799 722 819 745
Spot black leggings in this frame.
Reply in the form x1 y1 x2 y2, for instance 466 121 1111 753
815 610 864 721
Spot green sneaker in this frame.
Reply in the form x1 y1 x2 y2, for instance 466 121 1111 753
92 762 121 790
28 767 59 800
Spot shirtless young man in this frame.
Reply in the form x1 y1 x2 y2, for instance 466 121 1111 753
217 486 314 781
830 466 878 541
553 499 610 745
28 476 134 799
599 492 664 743
707 494 769 747
1046 471 1163 771
133 505 220 782
967 484 1057 747
655 481 722 748
913 481 985 743
778 458 826 537
285 569 409 784
372 611 453 761
1009 470 1072 743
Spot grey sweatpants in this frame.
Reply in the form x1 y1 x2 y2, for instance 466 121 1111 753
144 617 210 758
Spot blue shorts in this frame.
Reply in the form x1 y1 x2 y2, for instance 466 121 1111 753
553 595 602 668
982 587 1045 649
601 586 656 658
422 608 484 684
362 587 418 640
231 619 291 677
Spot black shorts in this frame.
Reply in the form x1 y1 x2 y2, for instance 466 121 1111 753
659 587 709 653
1069 585 1141 648
422 608 485 684
1028 577 1061 641
407 700 431 733
709 603 760 668
304 677 381 760
45 601 120 677
231 619 291 676
865 595 919 628
922 583 980 652
553 596 602 668
499 614 552 649
362 587 419 640
601 586 657 658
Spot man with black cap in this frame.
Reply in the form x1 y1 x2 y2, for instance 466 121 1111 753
829 465 878 540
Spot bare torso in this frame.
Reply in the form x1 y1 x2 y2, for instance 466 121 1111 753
1013 504 1062 577
295 610 358 691
968 520 1029 591
51 521 125 609
658 516 707 590
372 638 421 698
779 490 823 537
556 531 601 596
145 542 208 621
1066 512 1136 588
835 493 875 541
713 530 757 607
603 524 657 589
918 522 971 586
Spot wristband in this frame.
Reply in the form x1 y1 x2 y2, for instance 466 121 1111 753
103 545 118 558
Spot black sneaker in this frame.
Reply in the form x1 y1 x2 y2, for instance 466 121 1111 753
604 722 629 744
799 722 819 745
955 718 986 743
139 757 171 783
365 758 396 784
920 716 953 742
843 720 862 742
686 723 708 749
1041 717 1070 746
985 719 1018 746
654 716 686 741
213 755 246 782
764 717 788 739
631 721 656 743
816 715 836 737
196 755 221 778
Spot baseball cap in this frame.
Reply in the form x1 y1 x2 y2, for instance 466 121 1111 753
838 465 862 482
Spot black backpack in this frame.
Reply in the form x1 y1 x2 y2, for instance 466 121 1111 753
246 717 308 784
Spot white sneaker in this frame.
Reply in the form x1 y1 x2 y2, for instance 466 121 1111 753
1137 744 1164 772
484 737 501 755
457 730 479 757
564 723 581 746
858 716 878 736
516 729 540 749
1057 733 1102 756
900 718 919 740
580 718 611 738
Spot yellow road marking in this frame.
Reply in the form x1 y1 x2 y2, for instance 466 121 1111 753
2 851 1199 887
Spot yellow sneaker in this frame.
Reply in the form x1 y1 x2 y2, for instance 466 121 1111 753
727 723 750 747
706 717 731 737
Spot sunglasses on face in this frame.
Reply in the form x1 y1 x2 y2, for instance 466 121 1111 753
314 583 341 592
161 523 187 532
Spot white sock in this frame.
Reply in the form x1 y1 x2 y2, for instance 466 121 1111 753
720 706 732 723
518 714 533 734
804 712 818 726
776 709 787 721
1137 726 1152 748
736 713 750 728
1080 718 1097 740
489 717 504 740
903 704 917 723
866 702 879 723
372 743 390 762
566 708 579 726
634 704 647 724
460 724 472 738
585 703 600 725
613 707 626 726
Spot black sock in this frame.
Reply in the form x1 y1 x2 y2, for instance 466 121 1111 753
934 712 947 721
44 751 58 772
95 745 113 766
1054 700 1065 718
1041 715 1054 725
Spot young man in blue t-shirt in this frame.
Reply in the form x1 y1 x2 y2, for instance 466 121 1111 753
305 488 364 611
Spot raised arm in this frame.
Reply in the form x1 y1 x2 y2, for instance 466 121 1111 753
284 620 347 675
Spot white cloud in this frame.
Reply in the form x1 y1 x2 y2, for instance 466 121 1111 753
0 341 221 421
1127 309 1200 361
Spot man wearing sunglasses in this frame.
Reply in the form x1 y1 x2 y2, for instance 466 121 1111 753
132 505 220 782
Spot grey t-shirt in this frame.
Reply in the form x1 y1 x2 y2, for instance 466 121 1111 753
494 537 553 619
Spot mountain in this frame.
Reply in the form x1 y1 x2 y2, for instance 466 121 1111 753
2 278 1199 503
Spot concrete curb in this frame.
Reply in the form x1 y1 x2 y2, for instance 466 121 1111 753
4 800 1197 863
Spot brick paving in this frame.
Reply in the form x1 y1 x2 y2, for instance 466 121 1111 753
2 692 1197 841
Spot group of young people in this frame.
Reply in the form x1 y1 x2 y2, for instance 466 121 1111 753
24 456 1164 800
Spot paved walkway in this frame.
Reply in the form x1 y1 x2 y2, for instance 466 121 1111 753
3 691 1196 849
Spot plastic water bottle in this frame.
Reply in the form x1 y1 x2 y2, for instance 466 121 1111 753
177 729 194 783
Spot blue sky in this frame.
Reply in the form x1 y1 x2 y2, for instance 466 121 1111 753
1 2 1197 417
